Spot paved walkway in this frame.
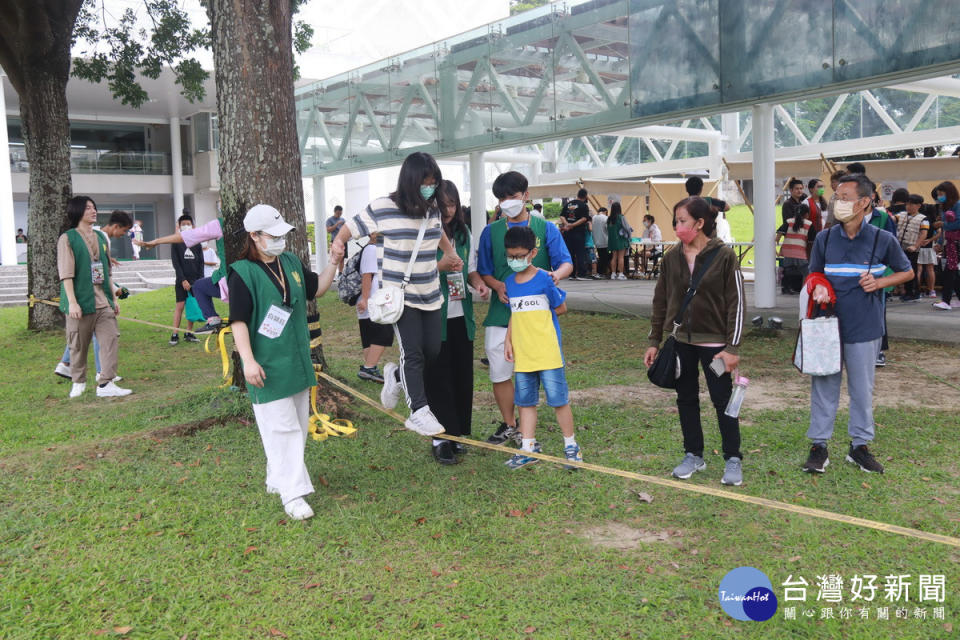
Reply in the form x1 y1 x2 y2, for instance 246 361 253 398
561 277 960 344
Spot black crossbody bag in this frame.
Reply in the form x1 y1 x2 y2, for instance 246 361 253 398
647 247 721 389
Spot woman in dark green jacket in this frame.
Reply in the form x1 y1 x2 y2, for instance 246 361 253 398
424 181 489 463
229 205 342 520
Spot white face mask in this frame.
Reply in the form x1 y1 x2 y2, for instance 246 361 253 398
500 199 525 218
260 235 286 256
180 225 192 232
834 199 858 223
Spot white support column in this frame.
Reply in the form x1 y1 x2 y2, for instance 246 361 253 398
752 104 776 309
313 175 327 272
469 151 486 250
169 116 185 217
720 112 740 201
0 75 17 266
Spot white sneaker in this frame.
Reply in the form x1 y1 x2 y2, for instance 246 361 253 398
618 273 627 280
284 497 314 520
404 406 445 436
380 362 401 409
96 381 132 397
95 373 123 383
54 362 71 379
933 301 952 310
69 382 86 398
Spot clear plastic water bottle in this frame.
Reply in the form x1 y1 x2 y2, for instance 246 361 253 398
724 375 749 418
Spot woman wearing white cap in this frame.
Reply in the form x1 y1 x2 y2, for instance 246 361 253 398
228 204 343 520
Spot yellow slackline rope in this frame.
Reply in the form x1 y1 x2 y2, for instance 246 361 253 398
315 369 960 550
29 294 960 548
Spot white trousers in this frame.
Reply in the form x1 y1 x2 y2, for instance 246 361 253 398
251 389 314 505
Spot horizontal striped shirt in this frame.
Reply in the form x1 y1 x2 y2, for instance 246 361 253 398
345 197 443 311
809 222 911 344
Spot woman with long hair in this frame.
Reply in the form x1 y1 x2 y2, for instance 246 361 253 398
229 204 341 520
423 181 489 463
331 152 463 436
933 180 960 309
644 197 746 486
606 201 630 280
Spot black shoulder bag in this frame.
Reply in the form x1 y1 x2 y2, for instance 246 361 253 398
647 247 722 389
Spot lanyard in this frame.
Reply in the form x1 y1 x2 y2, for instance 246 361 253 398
263 259 288 305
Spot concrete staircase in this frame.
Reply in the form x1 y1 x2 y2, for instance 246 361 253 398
0 260 177 308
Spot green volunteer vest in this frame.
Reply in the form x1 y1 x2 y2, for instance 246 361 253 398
483 215 551 328
211 216 227 284
869 210 895 292
59 228 114 315
438 227 475 342
229 252 316 404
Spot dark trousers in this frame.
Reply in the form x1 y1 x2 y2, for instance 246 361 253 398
566 231 589 277
597 247 611 275
192 276 221 319
904 251 919 297
393 306 442 411
674 342 742 460
424 316 474 437
942 269 960 304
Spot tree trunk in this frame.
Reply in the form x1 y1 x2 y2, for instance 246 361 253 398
207 0 337 399
0 1 83 331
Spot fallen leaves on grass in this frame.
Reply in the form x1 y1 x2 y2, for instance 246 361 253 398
524 626 537 633
114 626 133 635
360 593 374 603
268 628 287 638
635 492 653 503
243 546 258 555
304 583 322 589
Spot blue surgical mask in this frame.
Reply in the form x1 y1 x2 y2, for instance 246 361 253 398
507 257 529 272
938 195 947 203
420 184 436 200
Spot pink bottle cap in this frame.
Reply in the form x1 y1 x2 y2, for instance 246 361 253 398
736 375 749 385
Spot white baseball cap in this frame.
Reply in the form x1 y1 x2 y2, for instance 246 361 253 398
243 204 294 236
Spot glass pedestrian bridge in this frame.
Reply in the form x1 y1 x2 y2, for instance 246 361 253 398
295 0 960 176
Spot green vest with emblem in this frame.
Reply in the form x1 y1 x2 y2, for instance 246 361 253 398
438 227 475 342
483 215 550 327
228 252 315 404
59 228 115 315
211 217 227 284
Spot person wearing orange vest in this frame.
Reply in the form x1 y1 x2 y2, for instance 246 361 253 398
776 206 817 294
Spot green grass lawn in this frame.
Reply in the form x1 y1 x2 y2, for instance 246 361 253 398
1 290 958 639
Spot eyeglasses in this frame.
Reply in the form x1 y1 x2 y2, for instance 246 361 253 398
506 252 531 260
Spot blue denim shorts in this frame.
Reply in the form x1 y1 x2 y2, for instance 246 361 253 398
514 367 569 408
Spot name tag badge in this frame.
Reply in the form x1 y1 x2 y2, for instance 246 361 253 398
91 261 105 285
257 304 293 339
447 271 466 301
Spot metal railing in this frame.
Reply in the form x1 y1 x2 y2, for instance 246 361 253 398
9 148 193 176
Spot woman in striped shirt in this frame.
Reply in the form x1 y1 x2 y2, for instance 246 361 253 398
332 152 463 437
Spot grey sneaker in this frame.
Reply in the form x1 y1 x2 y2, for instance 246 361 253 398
380 362 401 409
721 457 743 486
672 453 706 479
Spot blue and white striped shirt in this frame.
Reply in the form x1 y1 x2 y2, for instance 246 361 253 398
809 220 911 344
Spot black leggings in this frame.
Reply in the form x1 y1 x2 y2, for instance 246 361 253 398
393 306 442 411
674 342 742 460
424 316 474 436
942 269 960 304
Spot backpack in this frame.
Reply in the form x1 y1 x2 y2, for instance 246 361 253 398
337 241 368 306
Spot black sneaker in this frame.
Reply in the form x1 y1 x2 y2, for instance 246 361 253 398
184 332 200 343
802 443 829 473
169 333 179 345
451 441 467 455
486 422 518 445
357 366 385 383
875 352 886 367
846 443 884 473
194 320 222 335
431 441 458 465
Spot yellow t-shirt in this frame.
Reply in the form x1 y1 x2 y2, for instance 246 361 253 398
506 270 566 372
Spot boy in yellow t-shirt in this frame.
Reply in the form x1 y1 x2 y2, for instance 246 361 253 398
503 226 582 470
